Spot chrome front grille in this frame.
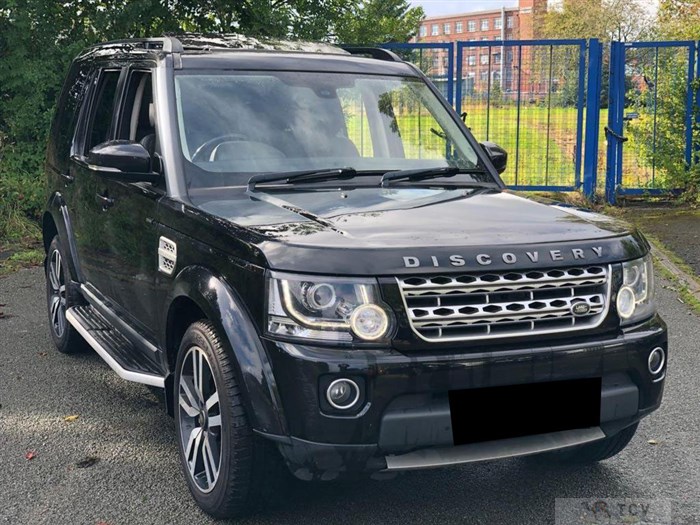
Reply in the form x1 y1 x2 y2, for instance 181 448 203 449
397 265 611 342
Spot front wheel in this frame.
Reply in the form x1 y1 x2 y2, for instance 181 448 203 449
174 320 281 518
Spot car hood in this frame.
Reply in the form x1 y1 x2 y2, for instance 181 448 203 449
193 186 647 275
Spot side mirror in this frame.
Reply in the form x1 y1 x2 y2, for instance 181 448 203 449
87 140 160 183
480 141 508 174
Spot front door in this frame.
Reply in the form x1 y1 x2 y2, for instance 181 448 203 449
98 68 164 340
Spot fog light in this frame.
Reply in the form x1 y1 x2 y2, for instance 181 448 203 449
648 347 665 375
326 378 360 410
616 286 635 319
350 304 389 341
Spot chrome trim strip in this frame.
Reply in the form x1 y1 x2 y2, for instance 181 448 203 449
397 264 612 343
384 427 606 470
66 308 165 388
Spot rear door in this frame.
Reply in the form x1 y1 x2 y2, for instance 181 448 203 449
70 67 123 298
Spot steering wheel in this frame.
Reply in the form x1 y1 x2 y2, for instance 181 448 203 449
192 133 249 162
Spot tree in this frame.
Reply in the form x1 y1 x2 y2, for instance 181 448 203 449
657 0 700 39
542 0 653 42
334 0 425 45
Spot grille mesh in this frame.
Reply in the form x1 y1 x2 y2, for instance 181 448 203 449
398 265 610 342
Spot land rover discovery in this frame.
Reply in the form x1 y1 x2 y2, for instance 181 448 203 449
43 35 667 518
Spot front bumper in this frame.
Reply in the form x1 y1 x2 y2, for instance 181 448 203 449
260 315 667 480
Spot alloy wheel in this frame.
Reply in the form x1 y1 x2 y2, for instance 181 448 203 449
48 249 67 338
178 346 222 493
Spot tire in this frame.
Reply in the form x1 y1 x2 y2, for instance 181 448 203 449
547 423 639 463
174 320 283 519
45 236 86 354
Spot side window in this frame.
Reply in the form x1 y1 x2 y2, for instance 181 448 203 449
47 62 91 167
85 70 120 153
338 88 374 157
117 71 155 145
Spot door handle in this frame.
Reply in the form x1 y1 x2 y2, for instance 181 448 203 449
95 192 114 210
60 171 74 184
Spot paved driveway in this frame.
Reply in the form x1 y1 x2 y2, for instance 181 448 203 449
0 267 698 525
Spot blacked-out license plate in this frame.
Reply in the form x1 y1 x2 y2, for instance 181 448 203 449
449 378 602 446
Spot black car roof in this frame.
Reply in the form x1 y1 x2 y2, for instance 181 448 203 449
77 35 420 76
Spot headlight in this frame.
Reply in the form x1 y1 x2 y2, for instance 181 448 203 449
267 272 393 343
617 254 655 325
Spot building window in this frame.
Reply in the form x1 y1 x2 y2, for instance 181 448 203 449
480 70 489 81
507 50 514 63
507 16 514 28
468 55 476 66
481 36 489 41
468 20 476 32
480 54 489 65
494 18 503 29
419 25 427 37
431 24 439 36
481 19 489 31
456 21 463 33
432 57 440 69
494 52 502 65
443 23 451 34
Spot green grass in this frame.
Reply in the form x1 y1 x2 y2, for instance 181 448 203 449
0 214 43 277
346 104 662 191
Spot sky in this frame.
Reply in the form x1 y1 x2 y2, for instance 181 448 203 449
410 0 657 17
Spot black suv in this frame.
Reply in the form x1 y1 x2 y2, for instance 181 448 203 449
43 36 667 518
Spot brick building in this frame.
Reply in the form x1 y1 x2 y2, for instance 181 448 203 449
414 0 547 96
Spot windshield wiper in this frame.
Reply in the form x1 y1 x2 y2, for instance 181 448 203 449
248 167 357 191
380 166 489 187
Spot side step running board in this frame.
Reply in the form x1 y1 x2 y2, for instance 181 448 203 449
66 306 165 388
384 427 606 471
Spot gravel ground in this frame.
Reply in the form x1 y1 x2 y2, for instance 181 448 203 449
0 267 699 525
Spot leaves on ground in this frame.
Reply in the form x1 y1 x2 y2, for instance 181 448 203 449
24 450 37 460
76 456 100 469
64 414 79 422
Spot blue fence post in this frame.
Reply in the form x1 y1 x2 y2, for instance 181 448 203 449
446 42 455 107
582 39 602 199
605 42 624 205
456 43 464 116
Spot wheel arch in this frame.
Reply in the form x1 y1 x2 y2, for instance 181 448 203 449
163 265 288 436
43 192 83 282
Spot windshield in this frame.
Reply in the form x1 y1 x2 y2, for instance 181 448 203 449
174 71 486 190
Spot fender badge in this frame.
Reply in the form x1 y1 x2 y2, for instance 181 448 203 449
571 301 591 316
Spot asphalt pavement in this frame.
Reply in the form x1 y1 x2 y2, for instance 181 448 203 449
1 267 699 525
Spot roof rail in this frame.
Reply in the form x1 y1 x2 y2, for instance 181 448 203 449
341 46 402 62
89 36 184 54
